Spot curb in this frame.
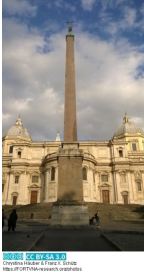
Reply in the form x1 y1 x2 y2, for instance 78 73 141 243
100 232 123 251
27 230 46 251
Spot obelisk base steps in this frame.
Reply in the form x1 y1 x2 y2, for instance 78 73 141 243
51 204 89 226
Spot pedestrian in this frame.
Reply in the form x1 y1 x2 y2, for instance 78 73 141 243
2 209 6 230
94 212 100 226
89 216 95 225
8 209 18 231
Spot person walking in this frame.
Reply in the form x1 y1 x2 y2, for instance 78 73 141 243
8 209 18 231
94 212 100 227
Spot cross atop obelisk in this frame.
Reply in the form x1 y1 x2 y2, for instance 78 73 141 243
64 23 77 142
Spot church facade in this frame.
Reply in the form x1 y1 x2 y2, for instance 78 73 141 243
2 114 144 206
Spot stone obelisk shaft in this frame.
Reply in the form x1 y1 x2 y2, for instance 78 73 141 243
64 30 77 142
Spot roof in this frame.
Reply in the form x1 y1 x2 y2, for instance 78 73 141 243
113 114 144 138
5 116 31 141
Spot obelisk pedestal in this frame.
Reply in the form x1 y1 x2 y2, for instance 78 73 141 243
51 143 89 225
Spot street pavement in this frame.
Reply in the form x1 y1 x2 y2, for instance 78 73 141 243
2 220 144 251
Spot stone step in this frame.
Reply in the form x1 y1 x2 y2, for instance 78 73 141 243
87 203 143 222
3 203 144 222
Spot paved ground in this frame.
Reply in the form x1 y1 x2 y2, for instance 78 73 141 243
2 221 118 251
32 228 118 251
2 219 144 252
102 232 144 251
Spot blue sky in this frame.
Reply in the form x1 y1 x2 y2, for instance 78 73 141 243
2 0 144 140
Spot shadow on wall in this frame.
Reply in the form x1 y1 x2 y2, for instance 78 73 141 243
56 191 85 205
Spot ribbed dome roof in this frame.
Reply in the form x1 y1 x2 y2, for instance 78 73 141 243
113 114 144 138
6 116 31 140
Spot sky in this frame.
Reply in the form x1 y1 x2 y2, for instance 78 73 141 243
2 0 144 141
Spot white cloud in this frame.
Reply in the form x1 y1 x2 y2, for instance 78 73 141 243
2 113 11 121
124 7 137 27
81 0 128 11
81 0 96 11
3 18 144 140
7 98 33 112
3 0 37 16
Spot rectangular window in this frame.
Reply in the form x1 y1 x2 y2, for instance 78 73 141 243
9 146 13 154
2 184 4 192
101 175 108 182
119 150 123 157
32 176 39 183
51 167 55 181
132 143 137 151
18 151 21 158
15 176 19 184
137 181 142 192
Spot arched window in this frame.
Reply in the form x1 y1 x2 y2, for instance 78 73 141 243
82 167 87 180
51 167 55 181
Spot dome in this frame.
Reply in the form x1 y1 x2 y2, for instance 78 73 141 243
6 116 31 140
113 114 144 138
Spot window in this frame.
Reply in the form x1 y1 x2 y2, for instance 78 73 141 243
101 174 108 182
15 176 19 184
51 167 55 181
132 143 137 151
136 180 142 191
2 184 4 192
9 146 13 154
119 149 123 157
82 167 87 180
32 176 39 183
18 151 21 158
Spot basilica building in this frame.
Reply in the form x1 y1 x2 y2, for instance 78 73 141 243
2 114 144 206
2 26 144 207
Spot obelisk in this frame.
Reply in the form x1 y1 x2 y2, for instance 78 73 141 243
51 25 89 225
64 25 77 142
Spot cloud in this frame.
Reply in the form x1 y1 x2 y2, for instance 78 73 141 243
3 0 37 16
3 17 144 141
99 4 144 39
123 7 137 27
81 0 96 11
